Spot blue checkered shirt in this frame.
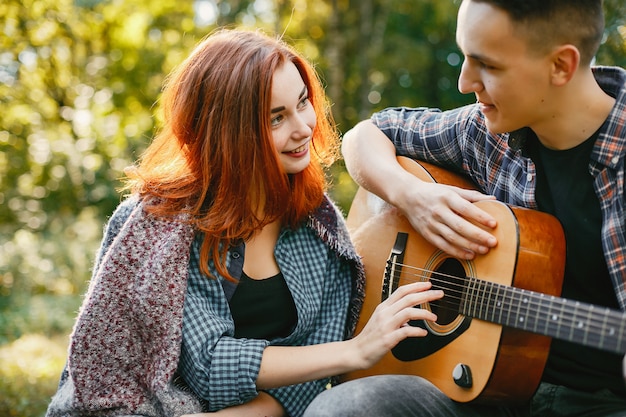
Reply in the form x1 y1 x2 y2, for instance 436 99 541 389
178 225 352 416
371 66 626 310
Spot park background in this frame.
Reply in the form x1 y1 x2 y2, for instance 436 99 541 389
1 0 625 415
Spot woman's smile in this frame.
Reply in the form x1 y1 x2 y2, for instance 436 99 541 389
284 142 309 157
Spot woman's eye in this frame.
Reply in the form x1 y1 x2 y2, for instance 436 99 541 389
298 96 310 108
271 114 283 126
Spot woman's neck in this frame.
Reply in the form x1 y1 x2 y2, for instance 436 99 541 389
243 220 281 280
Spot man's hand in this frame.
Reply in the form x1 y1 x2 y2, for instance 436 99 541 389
342 120 497 259
395 177 498 260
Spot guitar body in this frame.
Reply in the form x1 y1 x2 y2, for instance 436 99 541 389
344 157 566 405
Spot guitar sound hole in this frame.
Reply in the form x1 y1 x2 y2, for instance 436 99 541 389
430 258 466 325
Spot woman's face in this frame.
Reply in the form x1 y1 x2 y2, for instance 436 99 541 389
269 61 316 175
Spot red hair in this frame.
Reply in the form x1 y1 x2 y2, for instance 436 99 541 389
124 28 339 280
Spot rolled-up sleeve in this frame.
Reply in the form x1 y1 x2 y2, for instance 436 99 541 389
371 104 484 169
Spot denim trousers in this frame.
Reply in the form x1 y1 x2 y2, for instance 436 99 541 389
302 375 626 417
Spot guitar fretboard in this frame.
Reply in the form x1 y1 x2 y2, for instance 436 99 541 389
461 277 626 354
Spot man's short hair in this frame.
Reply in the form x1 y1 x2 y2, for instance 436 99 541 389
468 0 605 65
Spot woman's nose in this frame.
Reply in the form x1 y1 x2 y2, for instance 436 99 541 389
292 112 314 139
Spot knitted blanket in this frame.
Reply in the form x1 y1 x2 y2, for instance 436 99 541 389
46 195 364 417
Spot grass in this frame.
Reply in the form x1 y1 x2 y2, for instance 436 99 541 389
0 333 69 417
0 295 78 417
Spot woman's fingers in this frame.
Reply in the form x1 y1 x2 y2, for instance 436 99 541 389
373 282 443 333
365 282 441 326
384 281 443 308
354 282 444 367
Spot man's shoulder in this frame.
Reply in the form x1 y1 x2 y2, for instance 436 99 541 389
592 65 626 94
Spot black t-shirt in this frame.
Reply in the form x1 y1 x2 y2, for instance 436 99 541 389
228 271 298 340
526 130 624 396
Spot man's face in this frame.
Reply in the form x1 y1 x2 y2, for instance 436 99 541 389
456 0 554 134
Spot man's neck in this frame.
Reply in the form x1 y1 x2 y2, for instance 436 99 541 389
533 70 615 150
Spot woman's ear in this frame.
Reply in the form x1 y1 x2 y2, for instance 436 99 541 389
550 44 580 86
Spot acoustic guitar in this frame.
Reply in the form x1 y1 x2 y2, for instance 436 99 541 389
343 156 626 405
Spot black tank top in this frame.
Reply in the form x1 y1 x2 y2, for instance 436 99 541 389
228 271 298 340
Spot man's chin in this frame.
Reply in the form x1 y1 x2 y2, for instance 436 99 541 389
484 117 519 136
484 120 507 135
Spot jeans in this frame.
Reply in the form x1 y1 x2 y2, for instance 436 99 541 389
302 375 626 417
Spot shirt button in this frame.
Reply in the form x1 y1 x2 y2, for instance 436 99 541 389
611 156 619 165
232 252 240 259
526 173 533 182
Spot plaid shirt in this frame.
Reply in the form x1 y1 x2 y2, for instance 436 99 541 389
46 194 363 417
178 218 356 416
371 65 626 310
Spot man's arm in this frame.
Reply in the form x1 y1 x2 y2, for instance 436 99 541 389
342 119 498 260
342 120 418 208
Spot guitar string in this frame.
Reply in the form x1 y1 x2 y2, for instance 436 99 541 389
387 261 626 341
392 275 624 353
391 263 625 338
389 263 625 342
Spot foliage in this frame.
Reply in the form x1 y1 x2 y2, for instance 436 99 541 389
0 0 624 414
1 0 208 316
599 0 626 68
0 334 67 416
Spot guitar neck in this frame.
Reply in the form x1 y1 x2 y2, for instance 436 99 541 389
462 278 626 354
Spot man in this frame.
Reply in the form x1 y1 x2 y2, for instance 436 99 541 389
303 0 626 416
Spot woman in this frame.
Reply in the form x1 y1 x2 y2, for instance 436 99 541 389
46 28 442 417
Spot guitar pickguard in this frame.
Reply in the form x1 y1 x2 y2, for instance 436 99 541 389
392 317 471 361
384 232 473 361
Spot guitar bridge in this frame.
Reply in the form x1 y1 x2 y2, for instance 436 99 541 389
382 232 408 302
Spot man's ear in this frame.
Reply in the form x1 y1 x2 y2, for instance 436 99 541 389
550 45 580 86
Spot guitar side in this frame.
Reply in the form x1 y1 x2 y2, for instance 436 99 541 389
343 157 566 404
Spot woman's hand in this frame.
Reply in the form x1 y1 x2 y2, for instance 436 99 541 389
349 281 444 370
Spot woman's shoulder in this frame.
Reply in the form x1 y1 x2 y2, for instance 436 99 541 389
94 195 140 257
98 194 194 260
308 194 345 236
106 194 190 233
308 195 358 261
107 194 141 226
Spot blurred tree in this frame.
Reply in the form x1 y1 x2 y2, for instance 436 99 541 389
0 0 624 343
0 0 211 340
1 1 622 414
598 0 626 68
